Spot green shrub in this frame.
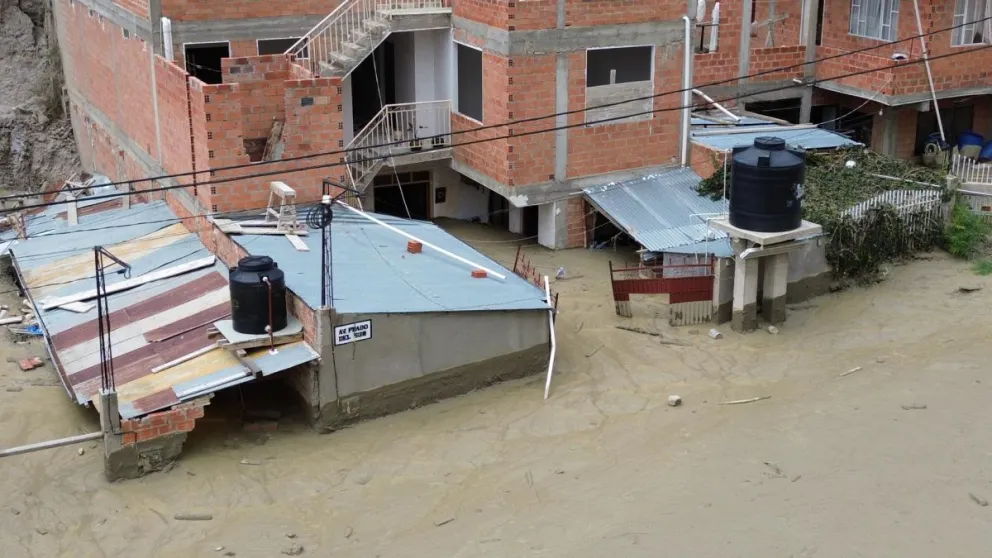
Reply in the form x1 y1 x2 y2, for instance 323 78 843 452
945 201 990 259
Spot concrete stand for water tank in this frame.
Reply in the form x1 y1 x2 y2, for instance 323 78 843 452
709 217 823 333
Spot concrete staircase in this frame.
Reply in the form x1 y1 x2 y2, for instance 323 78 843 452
288 0 448 78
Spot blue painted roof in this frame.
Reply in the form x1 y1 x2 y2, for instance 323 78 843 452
583 167 730 255
692 125 860 151
232 209 550 314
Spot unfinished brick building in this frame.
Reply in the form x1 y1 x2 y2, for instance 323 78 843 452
693 0 992 160
53 0 704 250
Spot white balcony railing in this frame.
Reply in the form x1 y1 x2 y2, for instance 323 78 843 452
346 100 452 191
951 152 992 187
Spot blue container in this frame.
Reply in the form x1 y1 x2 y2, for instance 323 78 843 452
979 140 992 161
959 131 985 149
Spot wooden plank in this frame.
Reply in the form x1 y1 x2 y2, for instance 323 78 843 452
59 301 95 313
152 344 218 374
0 316 24 325
230 228 309 236
41 256 216 310
285 234 309 251
261 120 284 162
270 181 295 197
217 331 304 351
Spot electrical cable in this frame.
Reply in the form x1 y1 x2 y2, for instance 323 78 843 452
4 14 988 205
7 38 990 216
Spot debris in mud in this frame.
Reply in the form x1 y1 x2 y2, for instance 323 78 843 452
876 357 886 364
554 469 565 475
5 386 23 392
286 533 297 539
585 344 603 358
901 404 927 410
763 461 786 478
958 286 982 293
344 526 354 539
708 329 723 339
77 448 84 456
10 508 20 515
434 517 455 527
767 325 780 334
35 527 47 535
718 396 771 406
615 325 659 337
239 459 262 466
970 493 989 507
791 475 802 482
174 513 213 521
18 357 42 371
224 552 236 557
214 546 225 552
840 366 862 377
525 470 534 487
667 395 682 407
281 543 304 556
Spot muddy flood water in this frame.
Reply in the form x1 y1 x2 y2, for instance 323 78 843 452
2 221 991 557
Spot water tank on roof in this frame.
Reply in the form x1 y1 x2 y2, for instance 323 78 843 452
230 256 288 335
729 136 805 233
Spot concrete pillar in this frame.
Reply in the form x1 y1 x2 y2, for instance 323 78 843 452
537 202 558 249
732 245 759 332
712 257 734 324
761 253 789 325
508 207 523 234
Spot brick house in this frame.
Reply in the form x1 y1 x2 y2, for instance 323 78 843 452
693 0 992 160
53 0 702 251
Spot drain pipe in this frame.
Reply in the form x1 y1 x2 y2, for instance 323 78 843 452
911 0 945 142
680 15 694 167
161 17 174 62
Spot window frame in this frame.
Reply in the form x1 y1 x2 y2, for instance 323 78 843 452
951 0 991 46
849 0 900 42
584 45 655 88
454 40 484 124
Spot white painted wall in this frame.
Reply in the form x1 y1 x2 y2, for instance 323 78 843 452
342 76 354 145
434 30 452 102
538 202 557 248
433 167 488 221
508 207 523 234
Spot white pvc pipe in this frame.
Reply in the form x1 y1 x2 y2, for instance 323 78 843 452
912 0 945 142
692 89 740 122
0 432 102 459
542 275 556 400
335 201 508 280
161 17 174 62
680 15 694 167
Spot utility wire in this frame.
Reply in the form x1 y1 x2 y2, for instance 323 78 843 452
2 14 987 205
6 40 990 216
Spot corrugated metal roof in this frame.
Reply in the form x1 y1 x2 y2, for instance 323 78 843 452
583 167 730 254
8 201 318 418
232 209 550 314
692 125 861 151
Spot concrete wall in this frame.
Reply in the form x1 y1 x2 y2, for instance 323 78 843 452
317 309 549 429
786 236 832 303
432 166 489 221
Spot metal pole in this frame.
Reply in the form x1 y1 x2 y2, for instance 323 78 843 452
542 276 556 400
799 0 818 123
0 432 102 459
912 0 945 141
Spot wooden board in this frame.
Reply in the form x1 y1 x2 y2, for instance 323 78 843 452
285 234 309 251
41 256 217 310
217 331 304 351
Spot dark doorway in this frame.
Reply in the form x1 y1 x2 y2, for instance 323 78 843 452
745 99 801 124
351 42 395 136
185 42 229 84
372 171 431 220
489 189 509 229
523 206 539 237
258 37 303 56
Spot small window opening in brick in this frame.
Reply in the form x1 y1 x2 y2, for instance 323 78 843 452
184 42 229 85
586 46 653 87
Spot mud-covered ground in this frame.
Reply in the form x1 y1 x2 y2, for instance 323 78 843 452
2 222 991 557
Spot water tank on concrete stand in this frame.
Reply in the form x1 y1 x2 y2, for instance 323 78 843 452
230 255 288 335
729 137 805 233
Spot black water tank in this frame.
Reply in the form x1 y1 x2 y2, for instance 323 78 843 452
729 137 806 233
229 256 288 335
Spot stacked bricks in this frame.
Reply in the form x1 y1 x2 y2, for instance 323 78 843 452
119 402 206 445
564 197 586 249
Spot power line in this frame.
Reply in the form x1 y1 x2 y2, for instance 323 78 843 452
2 15 986 206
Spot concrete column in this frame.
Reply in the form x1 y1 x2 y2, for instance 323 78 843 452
508 207 523 234
712 256 734 324
798 0 818 123
761 253 789 325
732 244 759 332
537 202 557 249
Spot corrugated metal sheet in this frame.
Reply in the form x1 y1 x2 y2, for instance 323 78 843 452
233 210 550 314
584 167 730 254
692 125 861 151
8 201 318 418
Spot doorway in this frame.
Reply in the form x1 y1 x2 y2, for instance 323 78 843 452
371 171 431 220
184 42 229 85
350 41 395 136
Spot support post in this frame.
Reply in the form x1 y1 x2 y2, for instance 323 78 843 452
761 253 789 325
738 0 753 93
732 241 759 332
712 256 735 324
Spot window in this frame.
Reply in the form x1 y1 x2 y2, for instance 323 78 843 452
184 42 230 85
849 0 900 41
953 0 991 45
258 37 303 56
455 43 483 122
586 46 653 87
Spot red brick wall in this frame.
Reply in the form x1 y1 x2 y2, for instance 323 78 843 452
565 45 682 178
816 0 992 98
120 399 208 444
289 291 319 347
160 0 340 20
689 140 726 179
565 197 586 248
222 56 291 139
505 54 556 185
113 0 150 19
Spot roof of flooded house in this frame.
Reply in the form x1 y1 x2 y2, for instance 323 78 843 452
583 167 733 258
691 118 861 152
3 200 318 418
230 208 551 314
